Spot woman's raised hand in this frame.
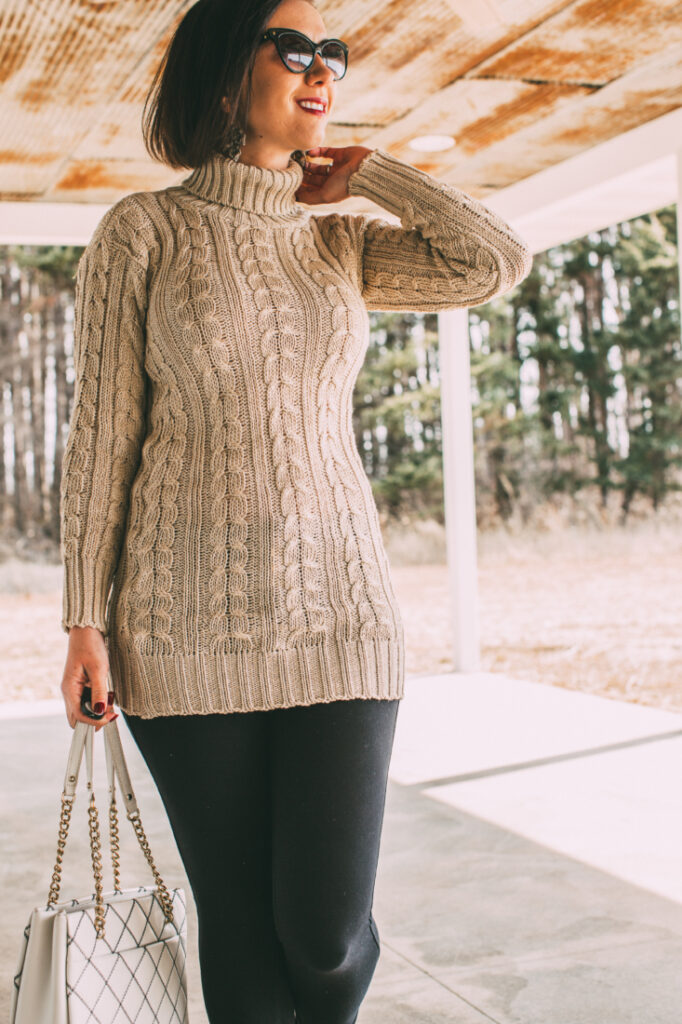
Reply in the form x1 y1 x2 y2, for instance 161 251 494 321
61 626 118 731
295 145 374 206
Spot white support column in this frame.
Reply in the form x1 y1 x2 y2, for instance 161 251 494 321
437 308 480 672
677 150 682 342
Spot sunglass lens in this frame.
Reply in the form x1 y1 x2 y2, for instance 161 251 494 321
277 32 347 80
321 41 346 79
278 32 312 73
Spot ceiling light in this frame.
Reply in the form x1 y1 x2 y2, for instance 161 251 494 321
408 135 456 153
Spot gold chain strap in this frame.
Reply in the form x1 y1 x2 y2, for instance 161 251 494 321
47 793 74 907
127 810 175 924
87 792 106 938
109 791 121 892
45 725 176 938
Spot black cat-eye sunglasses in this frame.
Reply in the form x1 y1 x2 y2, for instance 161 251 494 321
260 28 349 80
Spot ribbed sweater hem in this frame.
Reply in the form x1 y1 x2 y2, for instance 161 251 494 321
107 636 404 717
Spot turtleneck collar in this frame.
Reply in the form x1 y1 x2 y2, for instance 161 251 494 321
180 152 304 215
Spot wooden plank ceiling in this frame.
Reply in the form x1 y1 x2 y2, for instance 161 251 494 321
0 0 681 212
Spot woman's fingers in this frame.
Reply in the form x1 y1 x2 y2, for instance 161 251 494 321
303 160 331 178
61 666 118 730
67 697 119 731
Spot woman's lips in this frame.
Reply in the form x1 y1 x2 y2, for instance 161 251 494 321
296 100 327 117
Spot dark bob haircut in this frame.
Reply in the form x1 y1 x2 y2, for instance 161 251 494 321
142 0 316 170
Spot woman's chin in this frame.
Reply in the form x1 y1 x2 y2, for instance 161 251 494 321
297 128 326 150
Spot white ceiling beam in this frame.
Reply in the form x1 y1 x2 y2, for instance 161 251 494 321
484 105 682 252
0 200 111 246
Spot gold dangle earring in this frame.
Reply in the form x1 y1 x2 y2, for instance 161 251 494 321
221 95 246 162
225 123 247 162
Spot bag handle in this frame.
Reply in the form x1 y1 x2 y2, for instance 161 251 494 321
103 718 175 926
46 706 175 939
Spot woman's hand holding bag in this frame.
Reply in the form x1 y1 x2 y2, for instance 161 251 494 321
10 716 189 1024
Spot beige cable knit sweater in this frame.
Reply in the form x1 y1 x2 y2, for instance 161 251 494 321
60 147 533 717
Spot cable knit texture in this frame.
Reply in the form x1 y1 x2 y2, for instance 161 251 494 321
60 147 533 717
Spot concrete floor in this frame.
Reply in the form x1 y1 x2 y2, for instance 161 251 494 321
2 672 682 1023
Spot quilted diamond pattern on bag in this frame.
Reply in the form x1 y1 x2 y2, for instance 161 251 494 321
64 887 188 1023
13 885 188 1024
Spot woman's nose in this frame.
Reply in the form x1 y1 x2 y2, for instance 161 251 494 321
306 52 335 84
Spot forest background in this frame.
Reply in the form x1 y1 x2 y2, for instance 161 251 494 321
0 203 680 711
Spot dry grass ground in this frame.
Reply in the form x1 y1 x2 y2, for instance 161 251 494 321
0 519 680 712
385 518 682 713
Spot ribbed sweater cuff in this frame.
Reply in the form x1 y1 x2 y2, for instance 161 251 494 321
347 148 430 219
61 559 112 635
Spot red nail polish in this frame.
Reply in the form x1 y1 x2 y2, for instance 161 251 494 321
107 692 114 705
94 701 105 714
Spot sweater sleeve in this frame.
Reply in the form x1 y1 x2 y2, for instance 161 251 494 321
60 194 153 636
317 147 533 312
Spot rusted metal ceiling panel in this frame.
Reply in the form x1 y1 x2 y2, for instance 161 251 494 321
446 38 682 193
0 0 193 199
319 0 574 125
471 0 682 84
366 79 589 166
0 0 681 209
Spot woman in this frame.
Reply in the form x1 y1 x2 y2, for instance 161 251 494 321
59 0 533 1020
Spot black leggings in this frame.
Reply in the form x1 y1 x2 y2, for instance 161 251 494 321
122 697 400 1024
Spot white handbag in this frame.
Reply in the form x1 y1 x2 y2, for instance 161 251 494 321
10 716 189 1023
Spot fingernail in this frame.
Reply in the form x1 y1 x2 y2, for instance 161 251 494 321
111 713 119 721
107 692 114 705
94 701 105 714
